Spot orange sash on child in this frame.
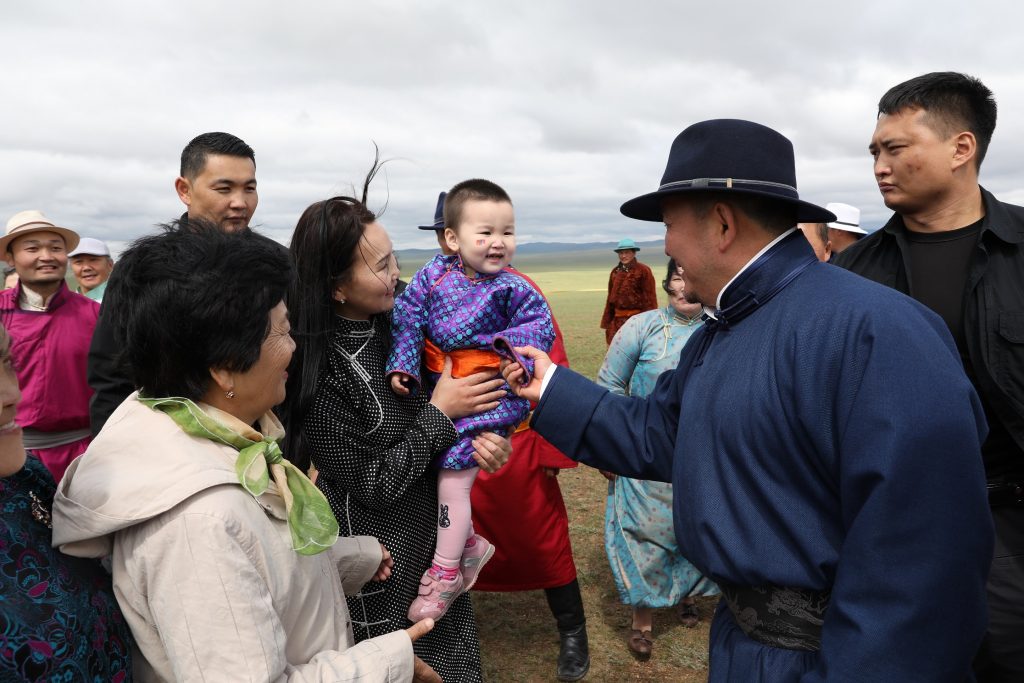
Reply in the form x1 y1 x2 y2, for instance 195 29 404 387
423 338 502 378
423 338 532 432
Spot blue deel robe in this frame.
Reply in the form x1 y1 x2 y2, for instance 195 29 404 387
532 230 993 682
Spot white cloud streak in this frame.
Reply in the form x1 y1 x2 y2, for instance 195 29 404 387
2 0 1023 253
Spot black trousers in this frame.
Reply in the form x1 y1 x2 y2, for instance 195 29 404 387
545 579 586 631
974 505 1024 682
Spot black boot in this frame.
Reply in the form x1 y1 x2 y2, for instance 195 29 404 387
545 580 590 681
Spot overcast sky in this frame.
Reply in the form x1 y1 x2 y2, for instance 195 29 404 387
3 1 1023 255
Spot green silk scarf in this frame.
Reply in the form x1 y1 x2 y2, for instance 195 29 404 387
138 396 338 556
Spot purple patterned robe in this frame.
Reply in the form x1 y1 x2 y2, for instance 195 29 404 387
387 254 554 469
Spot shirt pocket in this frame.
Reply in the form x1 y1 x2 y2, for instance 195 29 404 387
993 311 1024 407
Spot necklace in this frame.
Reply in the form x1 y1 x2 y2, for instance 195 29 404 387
674 312 703 326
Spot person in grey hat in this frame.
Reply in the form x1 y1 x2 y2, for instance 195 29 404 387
600 238 658 345
68 237 114 302
500 118 991 682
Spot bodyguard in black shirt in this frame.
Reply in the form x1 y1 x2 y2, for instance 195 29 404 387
837 72 1024 682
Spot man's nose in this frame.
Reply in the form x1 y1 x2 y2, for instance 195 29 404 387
874 156 890 178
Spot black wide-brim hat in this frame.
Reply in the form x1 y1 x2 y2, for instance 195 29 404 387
417 191 447 231
620 119 835 224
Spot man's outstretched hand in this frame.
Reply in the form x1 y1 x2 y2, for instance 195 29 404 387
499 345 552 403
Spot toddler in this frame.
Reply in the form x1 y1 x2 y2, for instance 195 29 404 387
387 179 554 622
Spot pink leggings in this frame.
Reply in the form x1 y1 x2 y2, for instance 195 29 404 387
433 468 479 569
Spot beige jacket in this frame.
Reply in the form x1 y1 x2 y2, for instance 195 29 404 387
52 395 414 682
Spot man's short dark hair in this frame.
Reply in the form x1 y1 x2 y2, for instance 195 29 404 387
444 179 512 233
180 132 256 179
878 72 997 169
105 220 290 400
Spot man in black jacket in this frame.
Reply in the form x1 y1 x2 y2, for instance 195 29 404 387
835 72 1024 682
88 132 259 433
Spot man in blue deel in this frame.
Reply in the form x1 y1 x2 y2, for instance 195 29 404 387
502 119 993 682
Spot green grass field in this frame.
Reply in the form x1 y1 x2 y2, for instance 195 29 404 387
405 253 713 682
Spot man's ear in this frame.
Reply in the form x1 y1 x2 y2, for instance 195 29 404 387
951 131 977 172
174 176 192 207
711 202 740 253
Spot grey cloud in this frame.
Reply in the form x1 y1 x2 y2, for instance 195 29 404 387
3 0 1024 251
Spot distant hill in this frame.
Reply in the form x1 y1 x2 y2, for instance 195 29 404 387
397 239 665 274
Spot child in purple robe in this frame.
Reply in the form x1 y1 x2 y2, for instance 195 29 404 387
387 179 554 622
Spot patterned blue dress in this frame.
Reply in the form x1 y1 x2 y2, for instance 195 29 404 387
387 254 554 469
596 307 718 607
0 455 133 681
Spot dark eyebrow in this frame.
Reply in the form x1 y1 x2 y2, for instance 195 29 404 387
211 178 258 186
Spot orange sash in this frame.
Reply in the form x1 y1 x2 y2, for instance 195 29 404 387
423 339 532 433
424 338 502 378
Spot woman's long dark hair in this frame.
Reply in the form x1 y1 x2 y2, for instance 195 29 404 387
279 155 386 469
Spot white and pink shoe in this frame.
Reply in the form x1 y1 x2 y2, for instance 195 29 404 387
408 565 464 623
459 534 495 593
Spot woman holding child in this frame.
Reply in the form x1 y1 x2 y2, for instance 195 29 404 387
281 165 514 682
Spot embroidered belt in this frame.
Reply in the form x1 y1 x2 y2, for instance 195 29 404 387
424 338 502 378
22 427 91 450
718 581 829 651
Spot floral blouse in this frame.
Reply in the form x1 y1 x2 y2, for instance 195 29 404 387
0 455 133 682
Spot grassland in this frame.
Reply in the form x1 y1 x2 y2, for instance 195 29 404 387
399 250 712 682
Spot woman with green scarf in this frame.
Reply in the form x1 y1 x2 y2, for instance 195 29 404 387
52 222 437 682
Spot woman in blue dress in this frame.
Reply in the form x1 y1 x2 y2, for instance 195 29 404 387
595 259 718 660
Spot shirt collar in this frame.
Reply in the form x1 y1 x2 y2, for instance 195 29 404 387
712 227 797 311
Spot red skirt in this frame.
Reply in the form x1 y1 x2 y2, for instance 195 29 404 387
470 426 578 591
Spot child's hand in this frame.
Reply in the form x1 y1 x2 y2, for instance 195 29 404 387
372 544 394 582
390 372 413 396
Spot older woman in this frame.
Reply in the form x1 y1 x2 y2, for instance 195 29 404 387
596 260 718 660
51 223 434 682
281 165 510 682
0 324 133 681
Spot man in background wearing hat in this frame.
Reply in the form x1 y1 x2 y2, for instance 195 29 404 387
415 191 591 681
88 131 262 436
822 202 865 255
600 239 658 344
1 210 100 482
836 71 1024 682
69 237 114 301
501 119 992 681
798 202 865 262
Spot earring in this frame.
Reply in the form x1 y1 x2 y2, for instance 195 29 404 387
226 390 235 399
339 298 346 304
